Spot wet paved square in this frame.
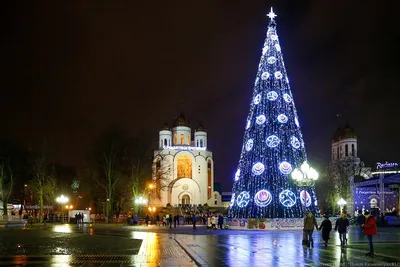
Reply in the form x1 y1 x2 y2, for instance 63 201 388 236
0 224 399 266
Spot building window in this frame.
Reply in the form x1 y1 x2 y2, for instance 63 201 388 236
207 160 212 199
215 200 217 205
351 144 355 156
345 144 348 157
196 140 199 147
164 139 167 146
180 134 184 145
187 135 190 145
200 139 203 147
174 134 177 145
177 155 192 179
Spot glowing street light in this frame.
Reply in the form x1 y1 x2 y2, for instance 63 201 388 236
135 197 147 205
291 161 319 187
148 184 154 190
337 198 347 213
56 195 69 223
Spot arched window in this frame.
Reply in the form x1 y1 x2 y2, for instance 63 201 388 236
155 158 162 195
181 194 190 205
180 134 184 145
177 155 192 179
207 160 212 199
174 134 177 145
200 139 203 147
345 144 348 157
187 135 190 145
351 144 355 156
196 140 199 147
164 139 167 146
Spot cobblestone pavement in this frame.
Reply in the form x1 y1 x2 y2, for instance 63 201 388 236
0 224 399 266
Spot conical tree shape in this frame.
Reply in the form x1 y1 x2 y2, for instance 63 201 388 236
229 9 319 218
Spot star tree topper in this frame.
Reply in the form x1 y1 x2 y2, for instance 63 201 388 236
267 7 277 20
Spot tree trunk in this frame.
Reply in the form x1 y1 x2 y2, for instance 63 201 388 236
2 200 7 217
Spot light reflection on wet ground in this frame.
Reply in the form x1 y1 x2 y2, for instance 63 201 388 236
0 224 195 266
0 224 399 266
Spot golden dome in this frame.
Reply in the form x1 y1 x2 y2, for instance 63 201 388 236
174 112 190 127
332 123 357 142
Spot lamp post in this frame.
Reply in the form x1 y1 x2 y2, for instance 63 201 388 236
56 195 69 223
291 161 319 214
135 197 147 218
337 198 347 214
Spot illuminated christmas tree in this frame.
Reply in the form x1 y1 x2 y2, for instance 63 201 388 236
229 8 319 218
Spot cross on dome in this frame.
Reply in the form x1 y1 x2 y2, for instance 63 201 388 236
267 7 277 20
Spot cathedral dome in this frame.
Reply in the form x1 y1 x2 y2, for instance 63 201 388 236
159 122 171 131
195 123 207 132
173 112 190 127
332 124 357 142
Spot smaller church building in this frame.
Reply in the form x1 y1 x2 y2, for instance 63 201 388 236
151 113 222 207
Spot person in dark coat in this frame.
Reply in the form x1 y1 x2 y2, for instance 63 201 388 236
319 215 332 247
303 211 319 247
218 214 224 229
335 213 350 247
357 210 366 235
362 211 378 257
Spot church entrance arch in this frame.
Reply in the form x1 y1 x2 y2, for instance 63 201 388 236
181 194 190 205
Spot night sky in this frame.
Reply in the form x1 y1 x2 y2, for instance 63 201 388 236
3 1 399 190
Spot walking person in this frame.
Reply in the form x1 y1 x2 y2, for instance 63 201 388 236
357 210 366 236
319 215 332 247
303 211 318 247
335 213 350 247
218 214 224 229
192 214 197 229
362 211 377 257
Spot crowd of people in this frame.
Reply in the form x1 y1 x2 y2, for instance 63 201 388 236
303 210 378 257
128 213 226 230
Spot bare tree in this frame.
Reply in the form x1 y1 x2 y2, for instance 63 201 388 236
0 161 13 217
324 158 363 214
29 146 57 223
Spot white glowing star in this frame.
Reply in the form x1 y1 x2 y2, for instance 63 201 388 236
267 7 277 20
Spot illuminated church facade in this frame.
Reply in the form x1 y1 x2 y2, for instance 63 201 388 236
151 113 222 207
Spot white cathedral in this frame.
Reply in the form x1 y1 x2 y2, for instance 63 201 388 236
150 113 222 207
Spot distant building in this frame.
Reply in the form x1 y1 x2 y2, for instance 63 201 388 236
150 113 221 207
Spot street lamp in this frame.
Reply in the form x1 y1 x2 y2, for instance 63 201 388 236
56 195 69 223
291 161 319 214
337 198 347 214
291 161 319 186
135 197 147 218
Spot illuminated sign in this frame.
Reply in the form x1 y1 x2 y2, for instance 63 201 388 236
376 162 398 169
163 146 206 151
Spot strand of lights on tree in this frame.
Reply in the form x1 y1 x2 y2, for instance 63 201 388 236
229 7 320 218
